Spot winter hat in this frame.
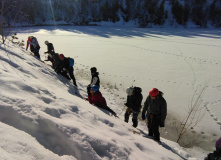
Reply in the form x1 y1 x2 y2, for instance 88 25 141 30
91 85 99 92
149 88 159 97
90 67 97 73
59 54 64 60
45 41 49 45
126 87 134 95
216 137 221 150
28 36 33 41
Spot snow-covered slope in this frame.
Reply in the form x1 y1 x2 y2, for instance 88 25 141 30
0 41 198 159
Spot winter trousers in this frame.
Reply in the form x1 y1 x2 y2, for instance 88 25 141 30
124 108 139 128
99 105 116 116
68 67 77 86
31 45 40 59
147 115 160 141
60 70 71 80
33 51 40 59
60 67 77 86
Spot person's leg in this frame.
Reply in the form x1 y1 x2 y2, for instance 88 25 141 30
132 112 138 128
148 115 153 136
68 67 77 86
152 117 160 141
61 70 71 80
124 108 131 122
105 106 117 116
98 105 117 116
34 46 40 59
33 51 40 59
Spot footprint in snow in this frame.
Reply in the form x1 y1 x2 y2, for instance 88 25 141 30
44 107 61 118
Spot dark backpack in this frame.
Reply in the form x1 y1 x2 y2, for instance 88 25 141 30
134 87 142 94
206 151 221 160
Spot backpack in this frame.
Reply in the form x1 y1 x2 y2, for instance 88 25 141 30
134 87 142 94
69 58 74 67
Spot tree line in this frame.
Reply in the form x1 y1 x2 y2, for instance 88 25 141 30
1 0 221 29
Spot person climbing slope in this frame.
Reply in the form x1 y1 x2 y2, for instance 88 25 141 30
26 36 41 59
124 87 143 128
55 54 77 86
142 88 167 142
88 85 117 117
87 67 100 96
44 40 55 63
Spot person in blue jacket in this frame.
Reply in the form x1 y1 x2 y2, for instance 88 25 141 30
55 54 77 86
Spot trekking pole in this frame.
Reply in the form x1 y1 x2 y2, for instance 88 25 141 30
130 108 140 114
131 80 135 87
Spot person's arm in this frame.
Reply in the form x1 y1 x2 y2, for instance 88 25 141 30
90 77 98 87
26 40 30 50
160 99 167 127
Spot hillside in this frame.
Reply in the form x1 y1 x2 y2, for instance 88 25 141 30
0 40 199 159
1 25 221 159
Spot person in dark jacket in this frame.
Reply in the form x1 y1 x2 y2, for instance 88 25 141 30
52 53 60 69
44 41 55 63
205 137 221 160
55 54 77 86
124 87 143 128
88 85 117 117
87 67 100 95
26 36 40 59
142 88 167 141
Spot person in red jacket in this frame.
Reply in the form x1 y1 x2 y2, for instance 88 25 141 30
88 85 117 117
26 36 40 59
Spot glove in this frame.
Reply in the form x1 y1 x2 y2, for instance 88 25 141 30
160 123 165 128
142 114 145 120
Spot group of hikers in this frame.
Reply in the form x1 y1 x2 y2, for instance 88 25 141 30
26 36 77 86
26 36 167 142
26 36 221 159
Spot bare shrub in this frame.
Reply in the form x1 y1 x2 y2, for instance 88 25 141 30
174 82 208 147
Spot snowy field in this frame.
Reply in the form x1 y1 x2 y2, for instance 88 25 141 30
0 26 220 159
